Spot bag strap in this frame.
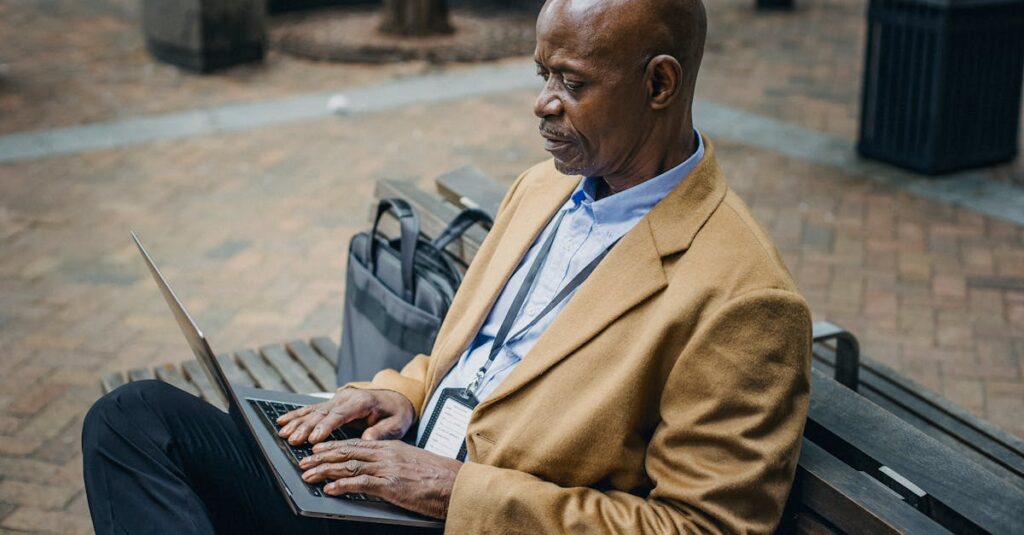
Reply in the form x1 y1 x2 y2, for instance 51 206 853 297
431 208 494 252
368 198 420 303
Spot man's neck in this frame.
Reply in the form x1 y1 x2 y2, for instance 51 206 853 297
597 128 697 200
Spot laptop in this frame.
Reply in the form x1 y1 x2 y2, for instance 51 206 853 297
131 232 443 529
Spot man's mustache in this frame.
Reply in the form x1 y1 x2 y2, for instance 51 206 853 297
539 123 575 141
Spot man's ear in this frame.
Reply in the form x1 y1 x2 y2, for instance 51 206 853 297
645 55 682 110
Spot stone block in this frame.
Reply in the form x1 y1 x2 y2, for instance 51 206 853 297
142 0 266 73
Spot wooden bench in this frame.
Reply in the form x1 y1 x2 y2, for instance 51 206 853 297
101 167 1024 534
101 337 341 411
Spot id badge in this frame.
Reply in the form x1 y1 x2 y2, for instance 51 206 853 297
417 388 478 461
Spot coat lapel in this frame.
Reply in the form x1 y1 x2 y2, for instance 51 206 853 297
477 139 728 409
427 172 580 392
478 217 666 409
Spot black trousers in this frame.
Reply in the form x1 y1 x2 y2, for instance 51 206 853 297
82 380 432 535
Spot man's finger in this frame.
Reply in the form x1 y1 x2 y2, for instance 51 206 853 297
276 404 315 425
323 475 388 497
288 416 324 445
277 416 307 438
310 438 386 456
300 443 382 470
361 415 406 441
300 445 354 470
307 398 371 443
302 459 372 483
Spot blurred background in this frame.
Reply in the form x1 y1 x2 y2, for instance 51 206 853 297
0 0 1021 532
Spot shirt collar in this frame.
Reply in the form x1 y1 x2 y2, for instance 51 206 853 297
566 130 705 237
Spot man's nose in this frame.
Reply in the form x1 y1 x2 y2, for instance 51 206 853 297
534 81 563 118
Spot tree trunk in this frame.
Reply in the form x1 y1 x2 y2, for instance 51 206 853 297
379 0 453 37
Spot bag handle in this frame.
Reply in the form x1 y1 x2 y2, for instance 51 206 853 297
431 208 494 252
368 198 420 303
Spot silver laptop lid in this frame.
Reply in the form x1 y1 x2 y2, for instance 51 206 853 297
132 232 235 409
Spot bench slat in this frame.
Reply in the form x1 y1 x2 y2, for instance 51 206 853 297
154 364 199 397
217 353 255 388
286 340 337 391
789 439 947 534
310 336 339 367
807 368 1024 534
260 344 319 394
127 368 155 382
235 348 288 392
101 371 127 394
812 344 1024 485
181 360 226 410
434 166 505 218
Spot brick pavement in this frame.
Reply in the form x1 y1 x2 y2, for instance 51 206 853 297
1 0 1023 533
3 0 1019 185
0 0 445 136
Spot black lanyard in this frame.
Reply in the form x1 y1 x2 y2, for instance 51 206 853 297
465 212 617 396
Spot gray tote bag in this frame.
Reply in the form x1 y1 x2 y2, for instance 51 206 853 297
338 198 491 384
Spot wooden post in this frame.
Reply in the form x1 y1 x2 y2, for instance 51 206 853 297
379 0 454 37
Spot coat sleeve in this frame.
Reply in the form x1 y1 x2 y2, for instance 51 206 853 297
445 288 812 534
343 168 533 418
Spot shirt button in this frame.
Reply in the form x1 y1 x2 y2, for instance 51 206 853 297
525 305 539 317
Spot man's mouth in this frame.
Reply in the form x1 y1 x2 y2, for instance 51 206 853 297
540 129 574 152
543 137 572 151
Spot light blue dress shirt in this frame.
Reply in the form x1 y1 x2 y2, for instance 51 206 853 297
417 132 705 443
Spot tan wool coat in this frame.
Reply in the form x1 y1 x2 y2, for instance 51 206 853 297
352 139 812 534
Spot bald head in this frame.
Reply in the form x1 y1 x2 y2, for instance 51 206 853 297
533 0 707 188
538 0 707 102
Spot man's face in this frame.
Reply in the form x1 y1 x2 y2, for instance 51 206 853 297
533 3 651 177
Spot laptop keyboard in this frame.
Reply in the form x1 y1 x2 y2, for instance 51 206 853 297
252 399 383 503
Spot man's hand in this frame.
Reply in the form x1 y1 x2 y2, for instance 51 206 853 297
299 439 462 519
276 388 415 445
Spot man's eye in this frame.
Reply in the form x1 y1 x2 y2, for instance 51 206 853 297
564 80 583 92
536 70 550 81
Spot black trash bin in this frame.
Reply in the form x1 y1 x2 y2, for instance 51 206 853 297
857 0 1024 175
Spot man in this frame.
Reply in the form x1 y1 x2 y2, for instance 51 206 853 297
83 0 811 533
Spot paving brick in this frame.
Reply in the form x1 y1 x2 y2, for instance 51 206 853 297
1 506 92 535
0 457 62 485
984 396 1024 438
933 274 967 299
64 490 90 516
0 436 41 456
898 252 931 283
6 383 69 417
937 324 974 349
1007 303 1024 332
0 502 14 523
34 417 84 465
0 417 19 435
900 357 944 393
0 480 77 509
863 292 897 319
940 377 986 414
